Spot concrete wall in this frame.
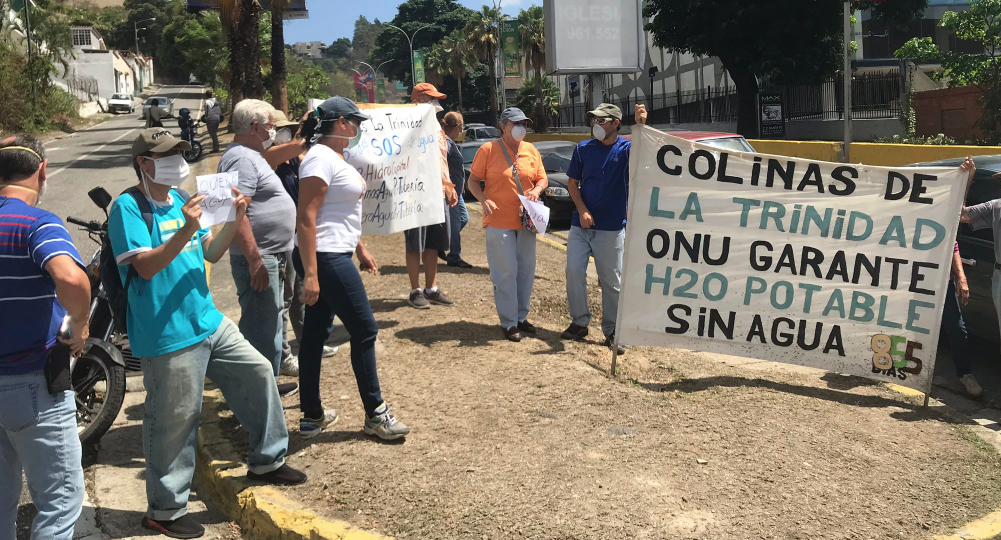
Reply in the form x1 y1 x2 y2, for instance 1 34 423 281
748 140 1001 166
784 118 904 142
64 51 116 101
912 85 983 140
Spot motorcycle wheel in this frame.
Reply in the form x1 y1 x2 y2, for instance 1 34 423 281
74 352 126 447
183 140 203 163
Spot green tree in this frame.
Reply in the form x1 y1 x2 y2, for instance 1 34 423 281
423 41 449 88
518 6 545 131
284 51 328 118
324 36 352 69
221 0 265 105
441 28 478 112
351 15 381 62
466 5 502 123
644 0 926 137
370 0 475 87
896 0 1001 143
173 12 228 87
124 0 171 56
515 76 558 127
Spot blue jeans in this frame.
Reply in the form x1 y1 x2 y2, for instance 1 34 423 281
0 370 83 540
141 317 288 521
446 195 469 263
485 226 537 329
231 252 285 377
941 280 972 377
566 226 624 337
292 249 384 418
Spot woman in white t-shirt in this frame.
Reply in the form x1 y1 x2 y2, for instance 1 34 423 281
292 96 410 441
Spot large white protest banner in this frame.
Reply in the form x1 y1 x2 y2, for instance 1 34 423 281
341 103 446 235
616 125 969 393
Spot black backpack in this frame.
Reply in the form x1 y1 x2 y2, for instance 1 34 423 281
99 186 189 333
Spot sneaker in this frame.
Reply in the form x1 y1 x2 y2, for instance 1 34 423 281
425 288 455 306
960 374 984 398
605 333 626 355
142 515 205 539
504 326 522 342
247 463 308 486
561 322 589 341
280 354 299 377
517 320 537 334
447 259 474 269
300 409 339 439
409 289 431 309
323 345 339 357
278 382 298 397
364 404 410 440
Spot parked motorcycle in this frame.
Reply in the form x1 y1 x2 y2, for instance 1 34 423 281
178 109 203 163
65 187 131 446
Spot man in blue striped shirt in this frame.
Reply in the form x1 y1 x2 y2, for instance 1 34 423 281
0 134 92 540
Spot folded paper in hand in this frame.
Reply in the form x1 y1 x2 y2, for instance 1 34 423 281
196 171 239 228
518 195 550 237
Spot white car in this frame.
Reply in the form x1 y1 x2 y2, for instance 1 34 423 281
108 93 135 114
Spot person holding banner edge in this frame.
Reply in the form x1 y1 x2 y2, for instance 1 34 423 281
467 107 549 342
294 96 410 441
561 104 648 355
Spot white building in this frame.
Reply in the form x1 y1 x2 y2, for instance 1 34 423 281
56 26 137 104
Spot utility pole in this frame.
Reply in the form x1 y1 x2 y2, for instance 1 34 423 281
842 0 853 163
495 0 506 112
134 17 156 55
385 23 432 87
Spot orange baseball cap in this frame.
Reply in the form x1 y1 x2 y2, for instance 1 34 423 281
411 82 446 102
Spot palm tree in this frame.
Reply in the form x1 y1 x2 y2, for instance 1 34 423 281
465 6 501 124
423 43 448 89
271 0 289 114
443 29 478 113
515 76 559 127
518 6 546 131
220 0 264 107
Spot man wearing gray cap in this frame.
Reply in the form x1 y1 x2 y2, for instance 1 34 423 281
108 128 306 538
561 104 646 354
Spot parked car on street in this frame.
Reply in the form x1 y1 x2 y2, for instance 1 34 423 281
107 93 135 114
911 155 1001 342
142 96 173 120
462 124 501 143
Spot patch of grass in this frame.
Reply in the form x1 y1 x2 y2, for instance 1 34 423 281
954 424 1001 465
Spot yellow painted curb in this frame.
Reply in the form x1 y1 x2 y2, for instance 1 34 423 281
195 388 394 540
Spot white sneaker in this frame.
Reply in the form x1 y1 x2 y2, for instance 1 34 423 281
960 374 984 398
323 345 339 357
280 354 300 377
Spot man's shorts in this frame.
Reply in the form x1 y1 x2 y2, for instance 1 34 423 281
404 199 450 252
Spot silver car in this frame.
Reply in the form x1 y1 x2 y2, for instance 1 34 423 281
142 96 174 120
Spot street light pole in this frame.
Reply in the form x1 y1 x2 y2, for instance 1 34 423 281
385 23 432 86
134 17 156 55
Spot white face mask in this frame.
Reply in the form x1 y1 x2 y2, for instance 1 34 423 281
275 128 293 145
260 126 278 149
511 125 527 142
323 120 362 148
143 154 190 187
592 124 607 140
429 99 444 113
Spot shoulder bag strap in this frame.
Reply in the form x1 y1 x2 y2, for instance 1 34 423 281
497 140 525 195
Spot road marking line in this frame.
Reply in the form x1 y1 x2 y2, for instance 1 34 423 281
45 147 63 152
48 127 138 178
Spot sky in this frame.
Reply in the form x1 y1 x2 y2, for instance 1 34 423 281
283 0 532 45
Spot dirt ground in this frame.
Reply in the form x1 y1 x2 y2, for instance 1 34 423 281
212 217 1001 540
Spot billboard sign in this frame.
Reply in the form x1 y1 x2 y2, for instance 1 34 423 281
543 0 644 74
502 19 522 77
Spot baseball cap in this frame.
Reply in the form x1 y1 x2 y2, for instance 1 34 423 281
412 82 446 102
586 103 622 120
315 96 371 123
132 128 190 158
273 110 299 129
500 107 531 123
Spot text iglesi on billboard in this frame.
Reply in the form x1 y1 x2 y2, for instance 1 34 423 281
616 125 968 393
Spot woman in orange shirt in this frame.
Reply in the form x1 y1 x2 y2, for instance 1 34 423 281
467 108 548 342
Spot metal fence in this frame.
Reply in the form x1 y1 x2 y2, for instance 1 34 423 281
782 71 901 121
552 71 901 130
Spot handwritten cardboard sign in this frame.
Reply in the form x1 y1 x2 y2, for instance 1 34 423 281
195 171 239 228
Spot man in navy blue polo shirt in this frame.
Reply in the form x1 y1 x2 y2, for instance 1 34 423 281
0 134 92 540
561 104 646 353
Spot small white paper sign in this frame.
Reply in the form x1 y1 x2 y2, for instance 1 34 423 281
518 195 551 237
195 171 239 228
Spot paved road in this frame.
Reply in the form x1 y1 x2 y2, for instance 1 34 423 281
43 84 207 262
16 85 244 540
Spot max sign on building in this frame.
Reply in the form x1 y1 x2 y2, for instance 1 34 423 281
616 125 968 393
